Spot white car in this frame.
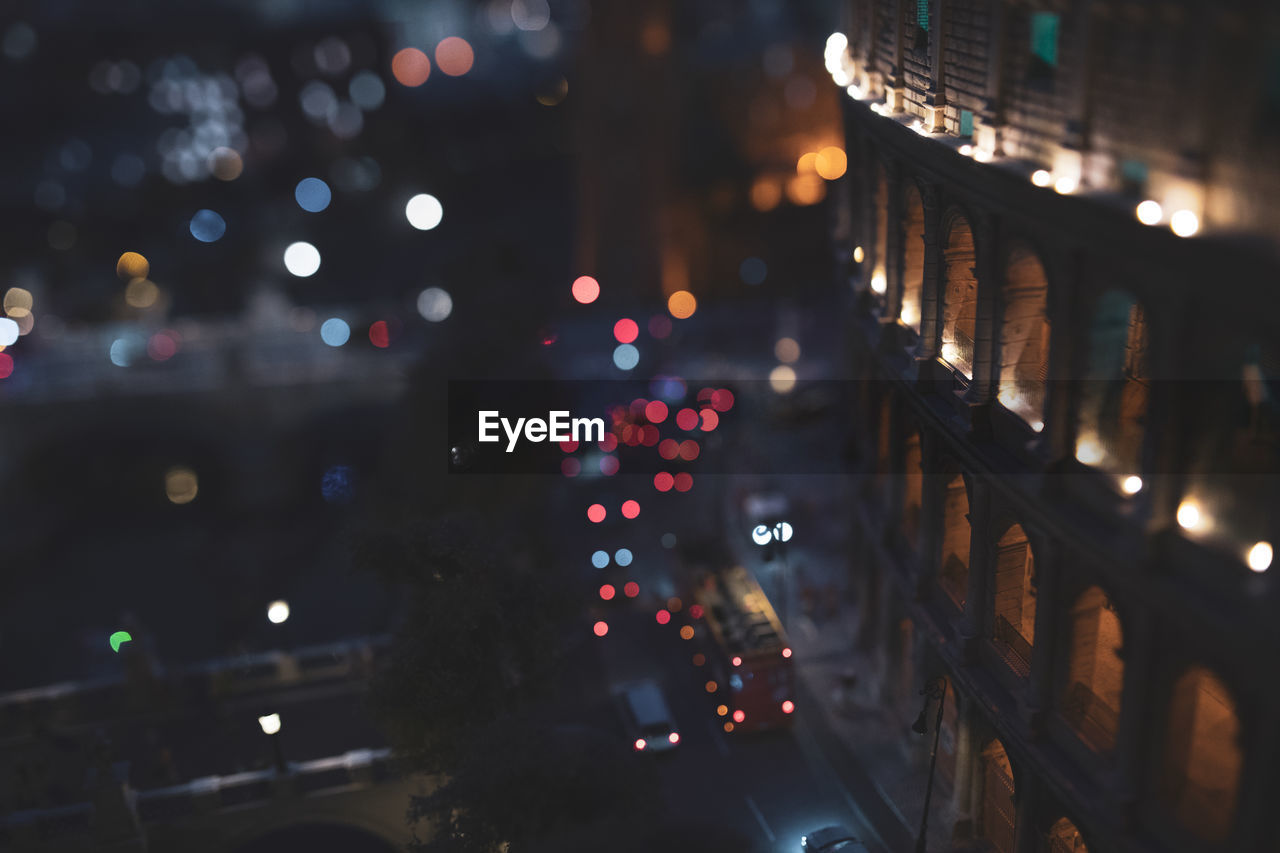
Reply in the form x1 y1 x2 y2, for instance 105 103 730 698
801 825 869 852
615 679 681 753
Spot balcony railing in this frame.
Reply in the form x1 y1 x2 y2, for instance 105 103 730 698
1061 680 1119 753
992 614 1031 678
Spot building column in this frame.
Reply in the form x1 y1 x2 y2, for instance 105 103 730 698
1232 698 1280 851
923 0 948 130
885 160 905 321
1012 772 1043 853
916 430 944 598
950 692 977 839
918 182 943 361
885 0 907 112
1112 604 1156 822
973 0 1006 155
1023 539 1059 737
966 211 998 408
960 476 991 663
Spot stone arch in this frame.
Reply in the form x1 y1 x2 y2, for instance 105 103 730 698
937 467 971 609
978 738 1017 853
900 179 926 332
996 242 1051 430
939 209 978 378
990 522 1036 676
1060 585 1124 753
1075 289 1148 474
1160 665 1242 841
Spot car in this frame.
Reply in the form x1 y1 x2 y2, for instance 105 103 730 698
615 678 681 753
800 824 869 852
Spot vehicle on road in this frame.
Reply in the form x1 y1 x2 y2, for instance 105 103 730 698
800 824 869 851
615 678 681 752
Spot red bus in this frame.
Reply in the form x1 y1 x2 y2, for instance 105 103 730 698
691 565 795 732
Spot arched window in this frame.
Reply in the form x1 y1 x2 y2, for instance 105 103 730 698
901 183 925 332
1076 291 1147 474
1161 666 1241 841
1047 817 1089 853
980 739 1016 853
938 473 970 608
991 524 1035 676
1061 586 1123 752
873 163 889 294
902 431 923 550
941 215 978 378
997 246 1050 430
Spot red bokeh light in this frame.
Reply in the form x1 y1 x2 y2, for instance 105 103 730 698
644 400 668 423
435 36 474 76
630 398 648 416
711 389 735 412
675 408 699 430
621 499 640 519
782 700 794 714
587 503 606 522
600 455 619 476
678 440 700 461
700 409 719 431
0 353 13 379
599 584 616 601
654 472 674 492
623 581 640 598
648 314 672 338
688 604 704 619
391 48 431 86
571 275 600 304
368 320 390 348
732 709 745 723
658 438 679 460
593 621 609 637
697 387 715 403
614 318 639 344
656 609 671 625
599 433 618 453
147 331 178 361
559 440 579 453
673 473 693 492
731 656 742 667
782 647 793 658
561 458 580 477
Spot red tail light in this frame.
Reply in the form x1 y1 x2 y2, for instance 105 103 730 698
634 738 646 751
668 732 680 744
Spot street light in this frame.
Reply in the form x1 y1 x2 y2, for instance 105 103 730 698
257 713 287 774
912 677 947 853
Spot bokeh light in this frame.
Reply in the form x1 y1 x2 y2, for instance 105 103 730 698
700 409 719 431
267 600 290 624
769 364 797 392
435 37 475 76
673 473 693 492
614 318 639 343
613 344 639 370
572 275 600 304
621 499 640 519
648 314 672 338
391 48 431 86
189 209 226 242
4 287 33 318
147 330 178 361
775 337 800 363
369 320 390 348
587 503 606 523
593 621 609 637
615 548 633 566
417 287 453 322
165 466 198 505
0 353 13 379
599 455 619 476
644 400 668 423
654 472 674 491
322 466 354 503
406 193 443 230
295 177 332 212
116 251 149 280
349 70 386 109
284 241 321 277
815 146 848 180
680 625 695 640
0 317 22 345
599 584 615 601
659 439 679 460
125 278 159 309
623 581 640 598
208 147 243 181
675 408 699 430
678 440 700 461
667 290 697 319
561 458 580 477
320 317 350 346
591 550 610 569
656 609 671 625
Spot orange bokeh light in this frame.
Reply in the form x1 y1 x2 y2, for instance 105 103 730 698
815 146 848 180
435 37 474 77
391 48 431 87
668 290 697 319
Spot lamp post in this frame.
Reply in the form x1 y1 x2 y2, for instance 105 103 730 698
257 713 287 774
912 677 947 853
751 521 794 625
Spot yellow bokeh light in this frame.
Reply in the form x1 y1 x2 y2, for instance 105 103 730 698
679 625 695 640
125 278 159 309
750 178 782 212
165 467 199 505
853 245 864 263
668 290 697 320
785 173 826 206
705 680 717 693
15 313 34 336
815 146 847 180
796 152 818 175
770 364 797 393
4 287 33 318
116 251 149 281
716 704 728 716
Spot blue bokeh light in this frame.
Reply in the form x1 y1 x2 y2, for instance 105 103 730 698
322 465 354 504
591 550 610 569
295 177 332 213
612 343 639 371
189 209 226 242
614 548 633 567
320 318 350 346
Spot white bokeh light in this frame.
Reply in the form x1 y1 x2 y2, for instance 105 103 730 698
417 287 453 322
267 600 290 624
283 241 321 277
405 193 443 230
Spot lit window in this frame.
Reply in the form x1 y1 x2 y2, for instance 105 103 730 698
1030 12 1059 67
959 109 974 137
917 0 930 31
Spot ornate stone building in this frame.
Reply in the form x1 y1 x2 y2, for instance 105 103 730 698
827 2 1279 851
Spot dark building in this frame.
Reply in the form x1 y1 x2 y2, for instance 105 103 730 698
828 1 1279 851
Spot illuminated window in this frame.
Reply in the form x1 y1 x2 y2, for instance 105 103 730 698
1161 667 1241 841
938 473 970 609
917 0 930 31
1030 12 1060 67
959 109 974 137
1077 291 1148 473
901 184 925 333
1048 817 1089 853
940 215 977 378
1061 587 1123 753
991 525 1035 676
980 740 1016 853
997 246 1050 428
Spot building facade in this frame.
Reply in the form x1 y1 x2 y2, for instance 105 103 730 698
827 1 1280 852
